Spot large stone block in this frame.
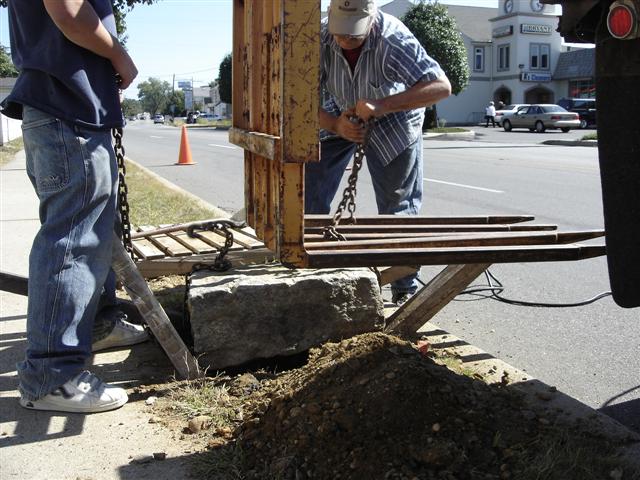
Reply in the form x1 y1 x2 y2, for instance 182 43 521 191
187 265 384 369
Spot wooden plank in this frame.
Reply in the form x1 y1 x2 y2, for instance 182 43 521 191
385 263 491 336
111 234 200 380
228 127 279 160
164 229 217 255
131 237 166 260
136 248 276 278
138 225 192 257
194 229 245 251
230 229 266 248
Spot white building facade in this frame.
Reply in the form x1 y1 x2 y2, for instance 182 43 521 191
380 0 595 125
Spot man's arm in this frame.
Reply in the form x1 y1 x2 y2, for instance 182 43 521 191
43 0 137 88
354 76 452 122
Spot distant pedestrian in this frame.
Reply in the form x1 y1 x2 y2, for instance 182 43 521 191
497 100 505 110
484 101 496 127
1 0 147 414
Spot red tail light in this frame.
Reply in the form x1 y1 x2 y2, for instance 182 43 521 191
607 1 639 39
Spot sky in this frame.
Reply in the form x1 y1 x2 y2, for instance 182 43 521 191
0 0 498 99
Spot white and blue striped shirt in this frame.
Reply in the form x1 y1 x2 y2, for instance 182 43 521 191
321 11 445 165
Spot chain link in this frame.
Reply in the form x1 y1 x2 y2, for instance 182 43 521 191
187 220 238 273
184 221 238 324
112 127 133 258
323 117 373 241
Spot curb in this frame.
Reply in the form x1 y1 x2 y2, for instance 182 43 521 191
423 131 476 141
417 321 640 467
542 139 598 147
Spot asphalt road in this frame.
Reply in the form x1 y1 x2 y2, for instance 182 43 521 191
122 120 639 433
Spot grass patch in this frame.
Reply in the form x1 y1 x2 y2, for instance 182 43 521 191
166 376 237 423
581 133 598 141
425 127 468 133
123 160 220 226
0 136 24 167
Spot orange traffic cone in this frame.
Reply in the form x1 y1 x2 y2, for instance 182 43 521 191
176 125 196 165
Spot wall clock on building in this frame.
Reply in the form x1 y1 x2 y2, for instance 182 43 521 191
504 0 514 14
530 0 545 12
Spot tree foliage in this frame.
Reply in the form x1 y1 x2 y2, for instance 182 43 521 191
166 90 186 116
402 1 469 96
137 77 172 115
217 53 232 105
121 98 141 117
0 44 18 77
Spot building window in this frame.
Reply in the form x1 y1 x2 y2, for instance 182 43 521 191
473 46 485 72
498 44 510 71
569 79 596 98
530 43 550 70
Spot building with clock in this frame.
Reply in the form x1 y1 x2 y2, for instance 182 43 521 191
378 0 595 124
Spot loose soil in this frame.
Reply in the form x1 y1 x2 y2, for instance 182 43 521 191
146 331 639 480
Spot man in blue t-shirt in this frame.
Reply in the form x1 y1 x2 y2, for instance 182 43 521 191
1 0 145 413
306 0 452 305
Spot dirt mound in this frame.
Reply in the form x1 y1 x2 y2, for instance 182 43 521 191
160 332 638 479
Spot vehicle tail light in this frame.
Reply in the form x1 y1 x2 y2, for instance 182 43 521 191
607 0 639 39
550 115 562 120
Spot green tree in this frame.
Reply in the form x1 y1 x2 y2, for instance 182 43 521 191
217 53 232 105
166 90 186 116
402 1 469 128
0 44 18 77
121 98 141 117
137 77 171 115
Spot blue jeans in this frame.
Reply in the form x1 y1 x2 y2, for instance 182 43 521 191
18 106 118 400
305 135 423 295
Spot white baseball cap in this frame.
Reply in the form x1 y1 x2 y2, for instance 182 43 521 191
329 0 377 36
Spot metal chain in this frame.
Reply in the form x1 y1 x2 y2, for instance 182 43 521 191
112 127 133 258
184 221 238 324
323 118 372 241
186 220 237 273
321 119 382 288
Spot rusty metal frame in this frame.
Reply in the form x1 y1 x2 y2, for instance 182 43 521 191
229 0 606 269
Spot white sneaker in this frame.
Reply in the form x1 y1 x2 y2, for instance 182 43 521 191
92 315 149 352
19 371 128 413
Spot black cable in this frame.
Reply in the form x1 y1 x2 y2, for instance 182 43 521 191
455 269 612 308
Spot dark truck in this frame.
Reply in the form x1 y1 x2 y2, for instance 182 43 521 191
542 0 640 307
557 97 597 128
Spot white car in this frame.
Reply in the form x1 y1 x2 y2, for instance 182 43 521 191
153 114 165 124
495 104 529 126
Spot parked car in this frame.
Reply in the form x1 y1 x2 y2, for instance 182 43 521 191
557 97 596 129
494 103 529 126
501 104 580 133
153 114 165 124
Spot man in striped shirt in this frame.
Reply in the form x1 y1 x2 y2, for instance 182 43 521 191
305 0 452 305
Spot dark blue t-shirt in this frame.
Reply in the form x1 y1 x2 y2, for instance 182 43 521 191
1 0 123 129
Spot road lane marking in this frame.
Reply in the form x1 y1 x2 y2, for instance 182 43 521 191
424 177 504 194
208 144 237 149
149 135 163 139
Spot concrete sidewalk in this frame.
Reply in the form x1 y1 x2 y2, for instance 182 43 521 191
0 153 194 479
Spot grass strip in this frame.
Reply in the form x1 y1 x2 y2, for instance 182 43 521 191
0 136 24 167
